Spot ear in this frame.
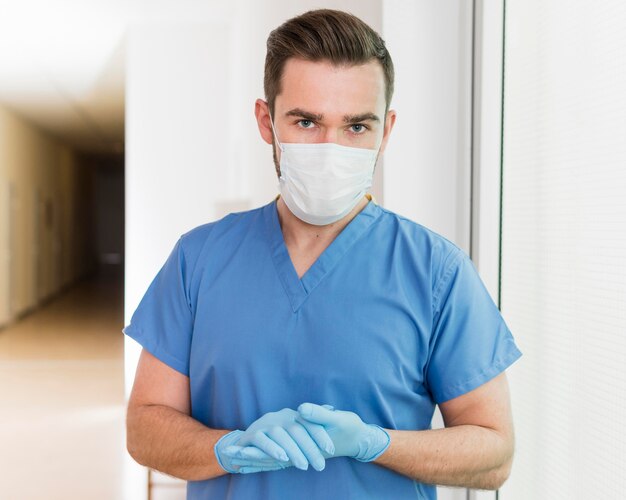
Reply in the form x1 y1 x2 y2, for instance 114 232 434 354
255 99 274 145
378 109 397 155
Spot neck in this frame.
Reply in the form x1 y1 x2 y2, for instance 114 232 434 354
276 196 370 249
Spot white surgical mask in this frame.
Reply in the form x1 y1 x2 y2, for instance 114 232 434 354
270 115 379 226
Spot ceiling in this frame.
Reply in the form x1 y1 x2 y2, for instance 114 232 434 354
0 0 127 154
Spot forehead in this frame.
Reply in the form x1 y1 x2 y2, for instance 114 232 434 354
276 58 386 116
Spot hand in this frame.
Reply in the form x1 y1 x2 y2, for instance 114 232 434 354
297 403 390 462
214 431 288 474
214 408 335 473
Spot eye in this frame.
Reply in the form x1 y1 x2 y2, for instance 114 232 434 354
298 119 315 129
350 124 368 134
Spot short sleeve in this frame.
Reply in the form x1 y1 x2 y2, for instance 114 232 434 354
426 250 522 403
122 237 194 376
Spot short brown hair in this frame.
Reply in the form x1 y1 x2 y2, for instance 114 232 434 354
264 9 394 117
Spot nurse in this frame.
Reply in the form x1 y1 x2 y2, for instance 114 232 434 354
124 8 522 499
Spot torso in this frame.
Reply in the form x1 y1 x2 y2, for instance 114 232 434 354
187 199 440 499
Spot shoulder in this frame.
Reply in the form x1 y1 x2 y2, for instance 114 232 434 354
175 203 268 272
373 204 466 276
180 204 266 249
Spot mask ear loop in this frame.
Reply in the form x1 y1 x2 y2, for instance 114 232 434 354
268 113 285 152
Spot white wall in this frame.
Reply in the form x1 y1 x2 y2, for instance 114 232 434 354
124 19 229 312
383 0 473 254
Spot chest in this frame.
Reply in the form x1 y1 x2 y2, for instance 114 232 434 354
189 248 433 413
285 238 335 279
185 211 439 430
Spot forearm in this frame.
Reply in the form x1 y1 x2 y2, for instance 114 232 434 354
374 425 513 490
126 403 230 481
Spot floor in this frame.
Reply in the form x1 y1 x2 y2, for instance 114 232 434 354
0 267 185 500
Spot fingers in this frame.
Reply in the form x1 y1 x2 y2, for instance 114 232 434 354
230 449 289 468
238 464 286 474
223 445 274 461
282 423 327 471
226 445 290 469
265 426 315 471
296 418 335 456
237 425 327 471
223 406 340 473
243 430 290 462
297 402 339 425
231 457 284 467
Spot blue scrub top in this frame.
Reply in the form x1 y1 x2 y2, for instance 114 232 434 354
123 198 522 500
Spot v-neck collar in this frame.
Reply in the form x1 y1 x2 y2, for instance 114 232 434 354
263 196 381 313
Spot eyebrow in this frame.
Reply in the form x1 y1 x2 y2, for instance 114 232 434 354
343 112 380 123
285 108 380 123
285 108 323 122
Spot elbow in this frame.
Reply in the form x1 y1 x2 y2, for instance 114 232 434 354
126 433 144 465
126 406 147 466
482 455 513 490
491 462 512 490
483 426 515 490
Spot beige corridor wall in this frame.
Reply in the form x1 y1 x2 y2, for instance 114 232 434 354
0 104 95 326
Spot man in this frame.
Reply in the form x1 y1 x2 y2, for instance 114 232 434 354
124 9 522 499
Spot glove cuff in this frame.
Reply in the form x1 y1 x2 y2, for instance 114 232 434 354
355 425 391 463
214 430 244 473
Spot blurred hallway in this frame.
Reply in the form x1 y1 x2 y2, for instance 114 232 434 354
0 269 126 500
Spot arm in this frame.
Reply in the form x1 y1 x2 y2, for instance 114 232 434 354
126 349 330 478
126 348 230 481
374 372 515 490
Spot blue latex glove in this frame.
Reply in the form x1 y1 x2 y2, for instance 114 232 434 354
224 404 390 470
215 430 296 474
297 403 390 462
215 408 334 473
